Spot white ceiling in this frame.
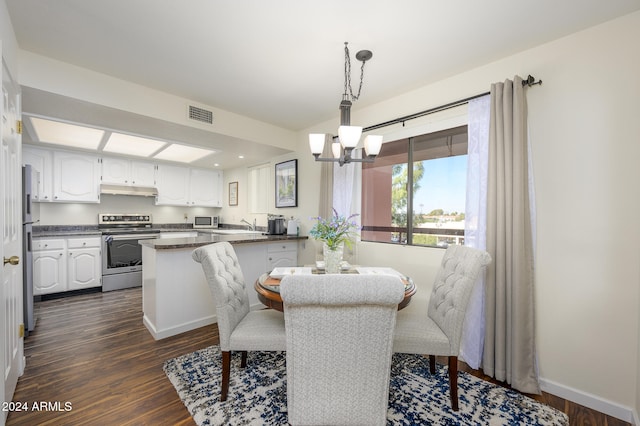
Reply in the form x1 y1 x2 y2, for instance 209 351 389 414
7 0 640 168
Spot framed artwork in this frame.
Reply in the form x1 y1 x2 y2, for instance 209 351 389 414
229 181 238 206
275 159 297 208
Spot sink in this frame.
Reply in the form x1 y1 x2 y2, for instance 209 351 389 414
209 229 263 235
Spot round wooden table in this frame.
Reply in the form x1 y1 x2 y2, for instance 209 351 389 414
254 269 417 312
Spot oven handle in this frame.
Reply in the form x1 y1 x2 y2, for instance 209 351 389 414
104 233 160 241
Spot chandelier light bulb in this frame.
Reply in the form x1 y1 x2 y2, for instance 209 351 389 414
338 125 362 148
364 135 383 156
309 134 326 155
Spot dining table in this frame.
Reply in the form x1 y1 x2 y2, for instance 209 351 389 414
254 265 417 312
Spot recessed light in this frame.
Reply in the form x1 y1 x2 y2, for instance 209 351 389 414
30 117 104 150
154 144 217 163
103 133 167 157
238 155 245 159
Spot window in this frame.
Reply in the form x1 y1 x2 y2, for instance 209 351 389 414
361 125 468 247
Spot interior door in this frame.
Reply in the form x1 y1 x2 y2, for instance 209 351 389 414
1 58 24 419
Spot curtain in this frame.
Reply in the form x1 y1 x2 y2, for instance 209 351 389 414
483 76 540 394
333 149 362 263
461 94 491 369
318 135 334 219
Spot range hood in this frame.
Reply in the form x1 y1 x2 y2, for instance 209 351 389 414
100 184 158 197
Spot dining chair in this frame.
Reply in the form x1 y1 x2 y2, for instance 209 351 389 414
192 241 286 401
280 274 405 426
393 244 491 411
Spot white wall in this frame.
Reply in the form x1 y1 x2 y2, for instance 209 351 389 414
18 51 297 152
220 11 640 421
8 2 640 420
349 12 640 421
35 195 221 226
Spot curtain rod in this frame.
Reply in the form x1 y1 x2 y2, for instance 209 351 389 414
363 74 542 133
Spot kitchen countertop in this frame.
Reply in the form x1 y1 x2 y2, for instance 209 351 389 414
31 226 273 239
140 233 307 250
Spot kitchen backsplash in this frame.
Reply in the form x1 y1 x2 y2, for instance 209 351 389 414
35 194 221 226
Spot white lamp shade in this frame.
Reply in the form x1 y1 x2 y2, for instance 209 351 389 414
331 142 341 158
338 125 362 148
364 135 383 156
309 133 326 154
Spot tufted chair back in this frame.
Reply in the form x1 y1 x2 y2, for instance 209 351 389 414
427 245 492 354
192 242 250 351
281 274 405 426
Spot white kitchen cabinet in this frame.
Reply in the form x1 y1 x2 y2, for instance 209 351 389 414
155 165 223 207
189 168 223 207
53 151 101 202
101 157 156 187
23 145 53 201
33 236 102 295
155 164 190 205
266 241 298 270
33 239 66 295
67 237 102 291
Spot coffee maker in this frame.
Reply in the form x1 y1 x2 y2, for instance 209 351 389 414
267 214 286 235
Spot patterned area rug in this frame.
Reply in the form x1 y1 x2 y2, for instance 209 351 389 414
164 346 568 425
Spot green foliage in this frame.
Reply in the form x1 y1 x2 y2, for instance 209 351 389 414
391 162 425 226
309 209 360 250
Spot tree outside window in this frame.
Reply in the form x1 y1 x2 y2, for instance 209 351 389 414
362 125 468 247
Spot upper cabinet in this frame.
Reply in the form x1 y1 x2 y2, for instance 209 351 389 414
156 164 223 207
23 145 222 206
190 168 223 207
23 146 53 201
52 151 101 202
101 157 156 187
155 164 190 205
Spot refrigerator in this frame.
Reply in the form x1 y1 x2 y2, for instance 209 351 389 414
22 164 38 335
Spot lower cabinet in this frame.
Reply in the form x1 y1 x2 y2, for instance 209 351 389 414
34 236 102 295
267 241 298 270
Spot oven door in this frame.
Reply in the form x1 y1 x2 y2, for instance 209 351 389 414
102 233 158 275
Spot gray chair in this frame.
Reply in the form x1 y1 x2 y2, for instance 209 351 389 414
393 244 491 411
192 242 286 401
280 274 405 426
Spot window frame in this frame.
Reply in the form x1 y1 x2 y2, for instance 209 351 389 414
361 125 468 248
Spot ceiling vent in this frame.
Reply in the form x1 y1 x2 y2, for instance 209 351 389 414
188 105 213 124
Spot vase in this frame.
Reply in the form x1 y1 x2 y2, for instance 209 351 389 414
323 242 344 274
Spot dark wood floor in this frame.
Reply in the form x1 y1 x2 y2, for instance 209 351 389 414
7 288 631 426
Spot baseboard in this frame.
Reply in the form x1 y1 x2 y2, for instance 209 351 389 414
143 314 216 340
540 377 636 424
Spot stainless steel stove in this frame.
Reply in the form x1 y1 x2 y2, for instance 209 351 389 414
99 213 160 291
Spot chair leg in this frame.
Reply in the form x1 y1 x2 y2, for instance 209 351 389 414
429 355 436 374
448 356 459 411
221 351 231 402
240 351 247 368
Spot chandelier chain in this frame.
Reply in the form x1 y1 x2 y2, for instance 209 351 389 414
344 43 366 102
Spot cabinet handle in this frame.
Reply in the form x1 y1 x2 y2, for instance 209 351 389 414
269 257 272 261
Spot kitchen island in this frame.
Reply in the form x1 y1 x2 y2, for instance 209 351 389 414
139 233 307 340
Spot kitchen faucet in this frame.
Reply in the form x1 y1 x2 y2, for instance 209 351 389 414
241 218 256 231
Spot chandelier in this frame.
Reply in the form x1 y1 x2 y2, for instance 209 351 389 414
309 42 383 166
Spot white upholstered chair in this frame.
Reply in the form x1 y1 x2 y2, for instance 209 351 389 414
393 244 491 411
192 242 286 401
280 274 405 426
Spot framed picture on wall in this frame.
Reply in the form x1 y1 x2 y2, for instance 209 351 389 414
275 159 297 208
229 181 238 206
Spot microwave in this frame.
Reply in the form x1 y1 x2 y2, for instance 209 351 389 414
193 216 219 229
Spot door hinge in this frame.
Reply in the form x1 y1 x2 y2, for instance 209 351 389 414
16 120 22 134
19 324 25 338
